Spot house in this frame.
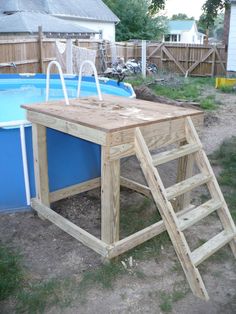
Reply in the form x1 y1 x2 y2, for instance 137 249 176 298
0 12 98 38
227 0 236 73
0 0 119 41
163 20 205 44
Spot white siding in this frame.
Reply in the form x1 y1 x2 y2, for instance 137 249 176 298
58 17 116 41
227 4 236 71
181 24 201 44
163 23 202 44
75 20 116 41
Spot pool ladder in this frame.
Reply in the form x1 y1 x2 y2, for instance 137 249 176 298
46 61 70 105
77 60 103 101
46 60 103 104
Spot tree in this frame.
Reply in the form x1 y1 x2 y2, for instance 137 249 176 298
198 12 224 40
103 0 167 41
202 0 230 28
148 0 230 25
103 0 230 41
171 13 194 20
148 0 166 15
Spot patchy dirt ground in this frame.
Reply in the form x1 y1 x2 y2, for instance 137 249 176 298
1 90 236 313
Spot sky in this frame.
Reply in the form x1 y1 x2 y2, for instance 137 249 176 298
162 0 206 20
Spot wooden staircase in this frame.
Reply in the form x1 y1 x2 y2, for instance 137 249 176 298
134 116 236 300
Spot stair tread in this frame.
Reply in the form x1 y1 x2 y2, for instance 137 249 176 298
191 230 235 266
166 173 212 200
152 143 200 166
178 199 222 231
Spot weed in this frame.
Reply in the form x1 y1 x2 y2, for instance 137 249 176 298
171 261 183 274
79 261 125 291
211 270 222 278
158 282 189 312
197 238 207 246
16 280 71 314
171 289 186 302
207 247 230 263
0 244 23 301
127 76 218 112
120 292 127 300
200 95 217 110
121 197 155 235
159 291 172 312
125 75 154 87
120 196 171 260
219 85 235 93
210 136 236 220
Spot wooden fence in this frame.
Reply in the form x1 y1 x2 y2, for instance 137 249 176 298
0 37 104 74
107 42 227 77
0 37 227 77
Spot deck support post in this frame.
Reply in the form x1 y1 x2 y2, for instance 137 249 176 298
174 140 194 211
32 123 50 208
101 146 120 245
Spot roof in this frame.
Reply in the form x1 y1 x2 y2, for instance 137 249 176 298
168 20 195 34
0 0 119 22
0 12 97 36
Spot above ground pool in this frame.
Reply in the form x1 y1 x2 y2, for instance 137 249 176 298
0 74 135 212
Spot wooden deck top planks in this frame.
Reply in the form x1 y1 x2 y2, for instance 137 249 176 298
22 95 203 133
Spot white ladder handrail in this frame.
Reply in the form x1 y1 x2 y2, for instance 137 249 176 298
77 60 103 101
46 61 70 105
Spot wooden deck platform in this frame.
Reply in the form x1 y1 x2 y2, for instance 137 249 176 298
22 95 203 258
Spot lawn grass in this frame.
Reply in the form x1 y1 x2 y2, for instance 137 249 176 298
218 85 236 93
210 136 236 221
152 77 217 110
16 280 72 314
1 196 170 312
0 244 23 301
158 281 189 313
126 76 218 110
121 196 171 260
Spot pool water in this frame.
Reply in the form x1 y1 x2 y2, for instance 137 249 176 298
0 75 133 122
0 74 134 212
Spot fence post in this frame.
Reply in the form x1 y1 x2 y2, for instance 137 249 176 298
211 47 216 77
124 42 128 62
38 26 44 73
142 40 146 78
66 39 73 74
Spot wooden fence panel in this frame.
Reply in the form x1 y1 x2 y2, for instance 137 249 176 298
0 38 227 77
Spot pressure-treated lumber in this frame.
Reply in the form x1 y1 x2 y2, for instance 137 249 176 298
134 127 209 300
185 117 236 257
31 198 109 257
166 173 212 201
191 230 236 266
50 177 101 203
101 146 120 244
32 123 50 206
107 220 166 258
152 143 200 166
120 176 152 198
27 111 107 145
178 199 222 231
107 204 194 259
174 140 195 211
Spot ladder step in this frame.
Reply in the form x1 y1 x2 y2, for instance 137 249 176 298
152 143 200 166
191 230 236 266
166 173 212 200
178 199 223 231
